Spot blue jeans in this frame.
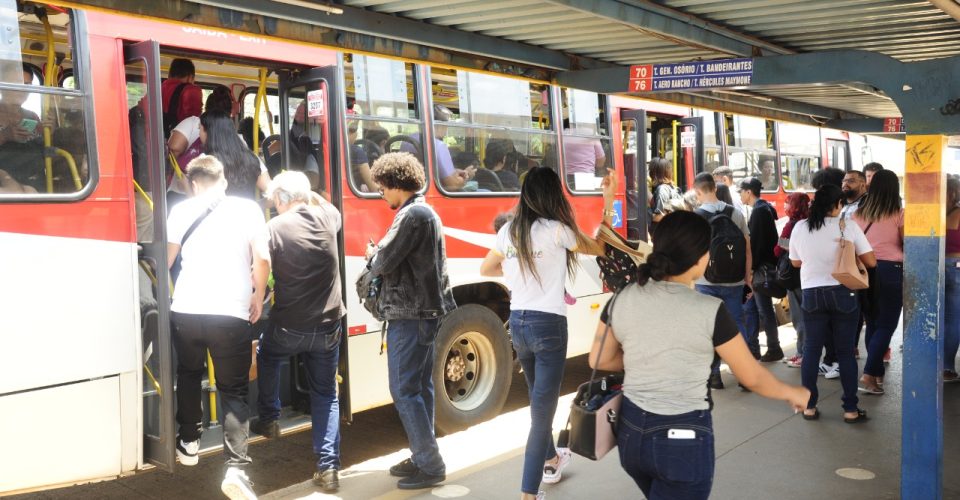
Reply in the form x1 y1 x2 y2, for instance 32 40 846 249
617 397 715 500
695 284 747 374
743 290 780 354
863 261 903 377
256 319 342 471
945 258 960 371
799 286 861 412
509 310 567 495
387 318 445 476
787 287 805 355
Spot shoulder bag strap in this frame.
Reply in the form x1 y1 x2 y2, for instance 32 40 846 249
178 197 222 253
587 291 621 398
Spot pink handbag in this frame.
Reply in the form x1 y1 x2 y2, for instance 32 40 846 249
831 218 869 290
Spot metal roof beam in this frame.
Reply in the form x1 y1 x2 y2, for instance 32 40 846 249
182 0 612 71
542 0 790 57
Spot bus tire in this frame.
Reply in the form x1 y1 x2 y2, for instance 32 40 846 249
433 304 512 435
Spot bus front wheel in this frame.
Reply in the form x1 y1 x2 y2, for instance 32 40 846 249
433 304 512 435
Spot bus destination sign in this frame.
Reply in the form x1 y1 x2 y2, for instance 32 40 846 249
628 58 754 92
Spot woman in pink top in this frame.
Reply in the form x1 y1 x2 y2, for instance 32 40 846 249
852 170 903 394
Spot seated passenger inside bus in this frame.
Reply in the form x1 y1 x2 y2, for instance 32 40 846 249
348 119 378 192
401 104 476 191
289 101 322 191
480 138 520 192
0 65 44 192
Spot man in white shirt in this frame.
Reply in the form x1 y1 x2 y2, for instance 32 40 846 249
840 170 867 219
166 155 270 500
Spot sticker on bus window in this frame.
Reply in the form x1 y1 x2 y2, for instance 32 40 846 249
307 89 325 119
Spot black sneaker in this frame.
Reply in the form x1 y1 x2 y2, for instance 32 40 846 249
760 347 784 362
250 419 279 439
313 468 339 492
708 373 724 390
176 439 199 466
389 458 419 478
397 470 445 490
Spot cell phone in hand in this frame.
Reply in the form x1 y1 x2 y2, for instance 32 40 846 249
19 118 38 134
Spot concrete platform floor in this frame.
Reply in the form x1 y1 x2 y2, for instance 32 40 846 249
264 326 960 500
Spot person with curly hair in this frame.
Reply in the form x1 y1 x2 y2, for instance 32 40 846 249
364 152 456 490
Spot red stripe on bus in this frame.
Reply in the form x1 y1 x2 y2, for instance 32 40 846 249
348 325 367 336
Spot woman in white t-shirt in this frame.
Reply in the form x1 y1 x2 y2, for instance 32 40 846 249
480 166 614 500
789 184 876 423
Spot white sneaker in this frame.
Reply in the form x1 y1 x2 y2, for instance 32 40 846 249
823 363 840 379
542 447 571 484
176 439 199 466
221 467 257 500
536 491 546 500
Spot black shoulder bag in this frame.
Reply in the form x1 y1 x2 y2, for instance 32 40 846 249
170 198 222 287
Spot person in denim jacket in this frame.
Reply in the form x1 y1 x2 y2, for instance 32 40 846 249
365 152 456 490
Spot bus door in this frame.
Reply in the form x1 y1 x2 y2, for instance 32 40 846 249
620 109 648 241
278 65 352 421
826 138 850 171
123 40 176 471
674 117 705 190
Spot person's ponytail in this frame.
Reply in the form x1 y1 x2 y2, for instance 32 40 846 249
807 184 843 231
636 211 710 286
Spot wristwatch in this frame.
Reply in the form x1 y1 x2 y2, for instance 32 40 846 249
602 209 617 218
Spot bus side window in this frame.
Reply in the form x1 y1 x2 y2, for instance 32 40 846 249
0 8 92 198
561 88 611 194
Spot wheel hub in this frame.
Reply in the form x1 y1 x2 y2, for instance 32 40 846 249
446 351 466 382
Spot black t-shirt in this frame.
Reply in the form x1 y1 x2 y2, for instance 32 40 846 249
267 203 345 330
600 294 739 347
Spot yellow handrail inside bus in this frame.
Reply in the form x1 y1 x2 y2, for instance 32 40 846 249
40 11 58 193
207 351 218 425
52 147 82 191
169 151 184 179
133 179 154 211
144 364 162 395
253 68 268 156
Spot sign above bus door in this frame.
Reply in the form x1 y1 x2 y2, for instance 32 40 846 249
680 130 697 148
629 58 753 92
307 88 325 119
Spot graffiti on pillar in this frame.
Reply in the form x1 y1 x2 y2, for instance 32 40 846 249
941 98 960 115
906 140 937 172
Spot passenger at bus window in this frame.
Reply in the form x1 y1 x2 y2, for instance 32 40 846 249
711 165 747 218
201 110 267 201
252 171 345 491
562 128 606 183
759 159 776 192
168 85 235 196
239 116 265 153
165 154 269 494
365 152 456 490
0 65 44 191
479 166 617 499
363 126 389 156
347 120 378 193
482 139 520 191
402 104 475 191
162 58 203 128
863 162 884 188
840 170 867 219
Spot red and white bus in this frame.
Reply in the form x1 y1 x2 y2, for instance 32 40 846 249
0 4 892 494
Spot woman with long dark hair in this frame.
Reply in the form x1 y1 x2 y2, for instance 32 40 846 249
649 157 682 234
790 185 876 423
200 110 267 200
777 192 810 368
590 211 807 499
480 166 614 500
852 169 903 394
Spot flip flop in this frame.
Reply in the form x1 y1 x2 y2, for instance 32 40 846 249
858 385 885 395
802 408 820 421
844 409 869 424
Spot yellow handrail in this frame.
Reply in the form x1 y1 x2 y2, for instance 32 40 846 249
253 68 268 156
207 350 218 425
169 151 185 180
52 147 82 191
40 12 58 193
133 179 154 211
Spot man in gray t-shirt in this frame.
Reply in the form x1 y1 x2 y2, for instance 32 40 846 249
691 173 752 389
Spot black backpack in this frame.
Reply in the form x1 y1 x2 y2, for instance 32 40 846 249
695 205 747 284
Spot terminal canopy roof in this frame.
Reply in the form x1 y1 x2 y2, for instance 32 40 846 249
75 0 960 125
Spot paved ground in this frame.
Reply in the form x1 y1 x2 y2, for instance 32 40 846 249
12 326 960 499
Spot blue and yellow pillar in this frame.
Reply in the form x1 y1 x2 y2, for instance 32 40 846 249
902 134 948 500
